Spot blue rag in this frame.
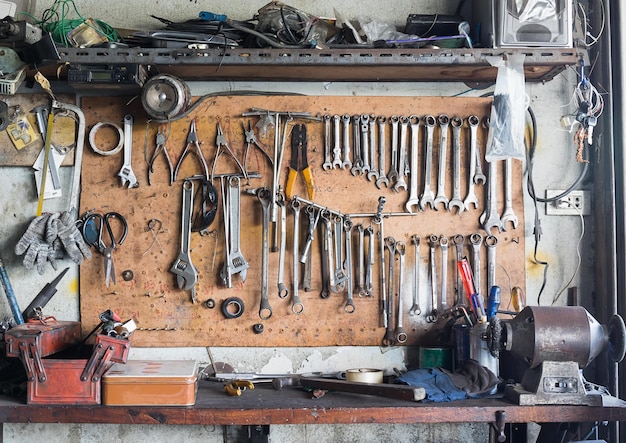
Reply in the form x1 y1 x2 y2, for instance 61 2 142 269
397 368 467 402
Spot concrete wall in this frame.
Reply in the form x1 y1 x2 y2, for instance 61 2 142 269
0 1 594 442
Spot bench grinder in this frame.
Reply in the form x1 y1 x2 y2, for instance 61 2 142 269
487 306 626 405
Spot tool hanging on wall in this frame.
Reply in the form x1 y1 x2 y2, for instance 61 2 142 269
286 123 314 200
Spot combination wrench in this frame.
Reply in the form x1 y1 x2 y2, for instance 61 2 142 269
480 159 503 233
433 114 450 210
256 188 273 319
473 118 487 184
452 234 464 305
364 226 375 297
322 114 333 171
395 241 408 343
405 115 421 213
341 114 352 169
470 233 483 296
426 234 439 322
118 114 139 188
343 218 356 313
449 116 465 214
300 205 321 264
420 115 436 210
360 114 370 174
409 235 421 316
393 116 409 192
388 115 400 185
383 237 397 346
485 235 498 293
356 224 365 296
334 215 347 290
170 180 198 303
351 115 364 175
439 236 449 312
320 210 333 297
276 196 288 299
464 115 480 209
332 115 342 169
367 115 379 182
291 199 304 314
501 158 519 230
375 116 390 189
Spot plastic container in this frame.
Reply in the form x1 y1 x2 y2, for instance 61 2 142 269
102 360 199 406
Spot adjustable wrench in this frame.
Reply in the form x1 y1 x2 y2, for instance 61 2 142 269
332 115 342 169
426 235 439 323
322 114 333 171
351 115 364 176
501 158 519 230
388 115 400 185
485 235 498 292
470 233 483 296
341 114 352 169
344 219 356 313
395 241 408 343
420 116 436 210
291 199 304 314
464 115 480 209
449 116 465 214
118 114 139 188
473 118 487 184
170 180 198 302
405 115 421 213
393 116 409 192
409 235 421 316
375 116 390 189
356 224 365 295
227 176 248 281
452 234 464 305
480 159 503 233
433 115 450 210
365 226 375 297
276 196 288 299
367 116 379 182
383 237 397 346
360 114 370 174
439 236 449 312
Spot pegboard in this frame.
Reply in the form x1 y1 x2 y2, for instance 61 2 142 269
79 95 525 347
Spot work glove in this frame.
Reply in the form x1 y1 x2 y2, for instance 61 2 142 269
14 213 58 274
48 210 92 265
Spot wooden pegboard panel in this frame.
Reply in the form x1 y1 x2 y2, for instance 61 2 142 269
79 95 525 347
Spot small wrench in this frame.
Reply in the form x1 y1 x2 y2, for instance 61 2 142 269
375 116 390 189
452 234 464 305
426 235 439 323
341 114 352 169
367 116 379 182
464 115 481 209
356 224 365 296
332 115 342 169
344 219 356 313
439 236 449 312
485 235 498 292
118 114 139 188
409 235 421 316
501 158 519 230
470 233 483 296
291 199 304 314
322 114 333 171
420 116 436 210
388 115 400 185
433 115 450 210
351 115 363 176
405 115 421 213
393 116 409 192
383 237 397 345
360 114 370 174
449 116 465 214
395 241 408 343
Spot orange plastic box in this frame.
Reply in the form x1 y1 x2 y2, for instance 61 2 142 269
102 360 199 406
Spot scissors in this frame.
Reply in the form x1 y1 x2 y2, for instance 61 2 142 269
82 212 128 287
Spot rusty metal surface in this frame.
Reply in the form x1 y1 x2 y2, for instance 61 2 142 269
4 321 82 358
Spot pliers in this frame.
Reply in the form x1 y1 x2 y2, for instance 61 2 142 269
148 123 174 185
224 380 254 396
174 119 209 180
243 120 273 178
286 123 314 200
211 122 247 180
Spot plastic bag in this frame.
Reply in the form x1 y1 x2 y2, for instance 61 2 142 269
485 53 526 162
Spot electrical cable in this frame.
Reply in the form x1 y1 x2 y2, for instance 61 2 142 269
552 204 585 305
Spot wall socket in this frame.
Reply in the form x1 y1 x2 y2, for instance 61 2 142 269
545 190 592 216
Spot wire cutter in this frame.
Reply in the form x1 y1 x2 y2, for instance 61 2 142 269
211 122 247 180
286 123 314 200
148 123 174 185
174 119 209 180
82 212 128 287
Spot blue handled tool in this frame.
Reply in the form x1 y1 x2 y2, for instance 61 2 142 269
486 285 501 321
199 11 227 22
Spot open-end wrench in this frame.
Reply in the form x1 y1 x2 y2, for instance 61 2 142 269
405 115 421 213
320 210 332 298
388 115 400 185
485 235 498 292
365 226 375 297
470 233 483 296
452 234 464 305
334 215 347 290
343 218 356 313
394 116 409 192
341 114 352 169
291 199 304 314
376 116 390 189
383 237 397 346
426 234 439 323
356 224 365 295
395 241 408 343
473 118 487 184
449 117 465 214
409 235 421 316
439 236 449 312
351 115 363 176
376 213 387 327
367 116 379 182
332 115 342 169
276 196 288 299
501 158 519 230
322 114 333 171
464 115 481 209
256 188 273 319
227 176 248 281
434 114 450 210
360 114 370 174
420 115 436 211
118 114 139 188
480 159 503 233
170 180 198 303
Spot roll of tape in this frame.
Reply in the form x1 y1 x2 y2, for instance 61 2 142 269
345 368 383 384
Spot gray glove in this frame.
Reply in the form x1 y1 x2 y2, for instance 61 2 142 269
14 214 59 274
49 210 92 264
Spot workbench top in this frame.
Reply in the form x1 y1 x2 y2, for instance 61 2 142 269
0 382 625 426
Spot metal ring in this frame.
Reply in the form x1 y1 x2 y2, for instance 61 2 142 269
88 122 124 156
221 297 245 319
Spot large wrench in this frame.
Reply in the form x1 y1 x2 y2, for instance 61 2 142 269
409 235 421 316
367 116 379 182
351 115 363 176
356 224 365 295
276 196 288 299
393 116 409 192
480 159 503 233
341 114 352 169
439 236 449 312
334 215 347 290
227 176 248 280
375 116 390 189
464 115 480 209
420 116 436 210
117 114 139 188
169 180 198 302
343 219 356 313
332 115 342 169
364 226 375 297
470 233 483 296
449 117 465 214
360 114 370 173
256 188 273 319
485 235 498 292
291 199 304 314
405 115 420 213
320 210 333 297
300 205 320 263
322 114 333 170
452 234 464 306
383 237 397 345
426 234 439 322
433 114 450 210
388 115 400 185
501 158 519 230
395 241 408 343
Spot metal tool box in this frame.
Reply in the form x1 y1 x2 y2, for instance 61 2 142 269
5 321 130 405
102 360 198 406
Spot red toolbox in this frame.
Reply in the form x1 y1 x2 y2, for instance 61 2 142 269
5 320 130 404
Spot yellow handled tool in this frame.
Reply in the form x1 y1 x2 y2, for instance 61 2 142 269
224 380 255 396
285 124 314 200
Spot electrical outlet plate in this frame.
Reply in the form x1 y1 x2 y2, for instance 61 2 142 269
545 190 592 216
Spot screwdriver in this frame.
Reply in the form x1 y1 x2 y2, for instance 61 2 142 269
457 258 486 323
486 285 501 321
